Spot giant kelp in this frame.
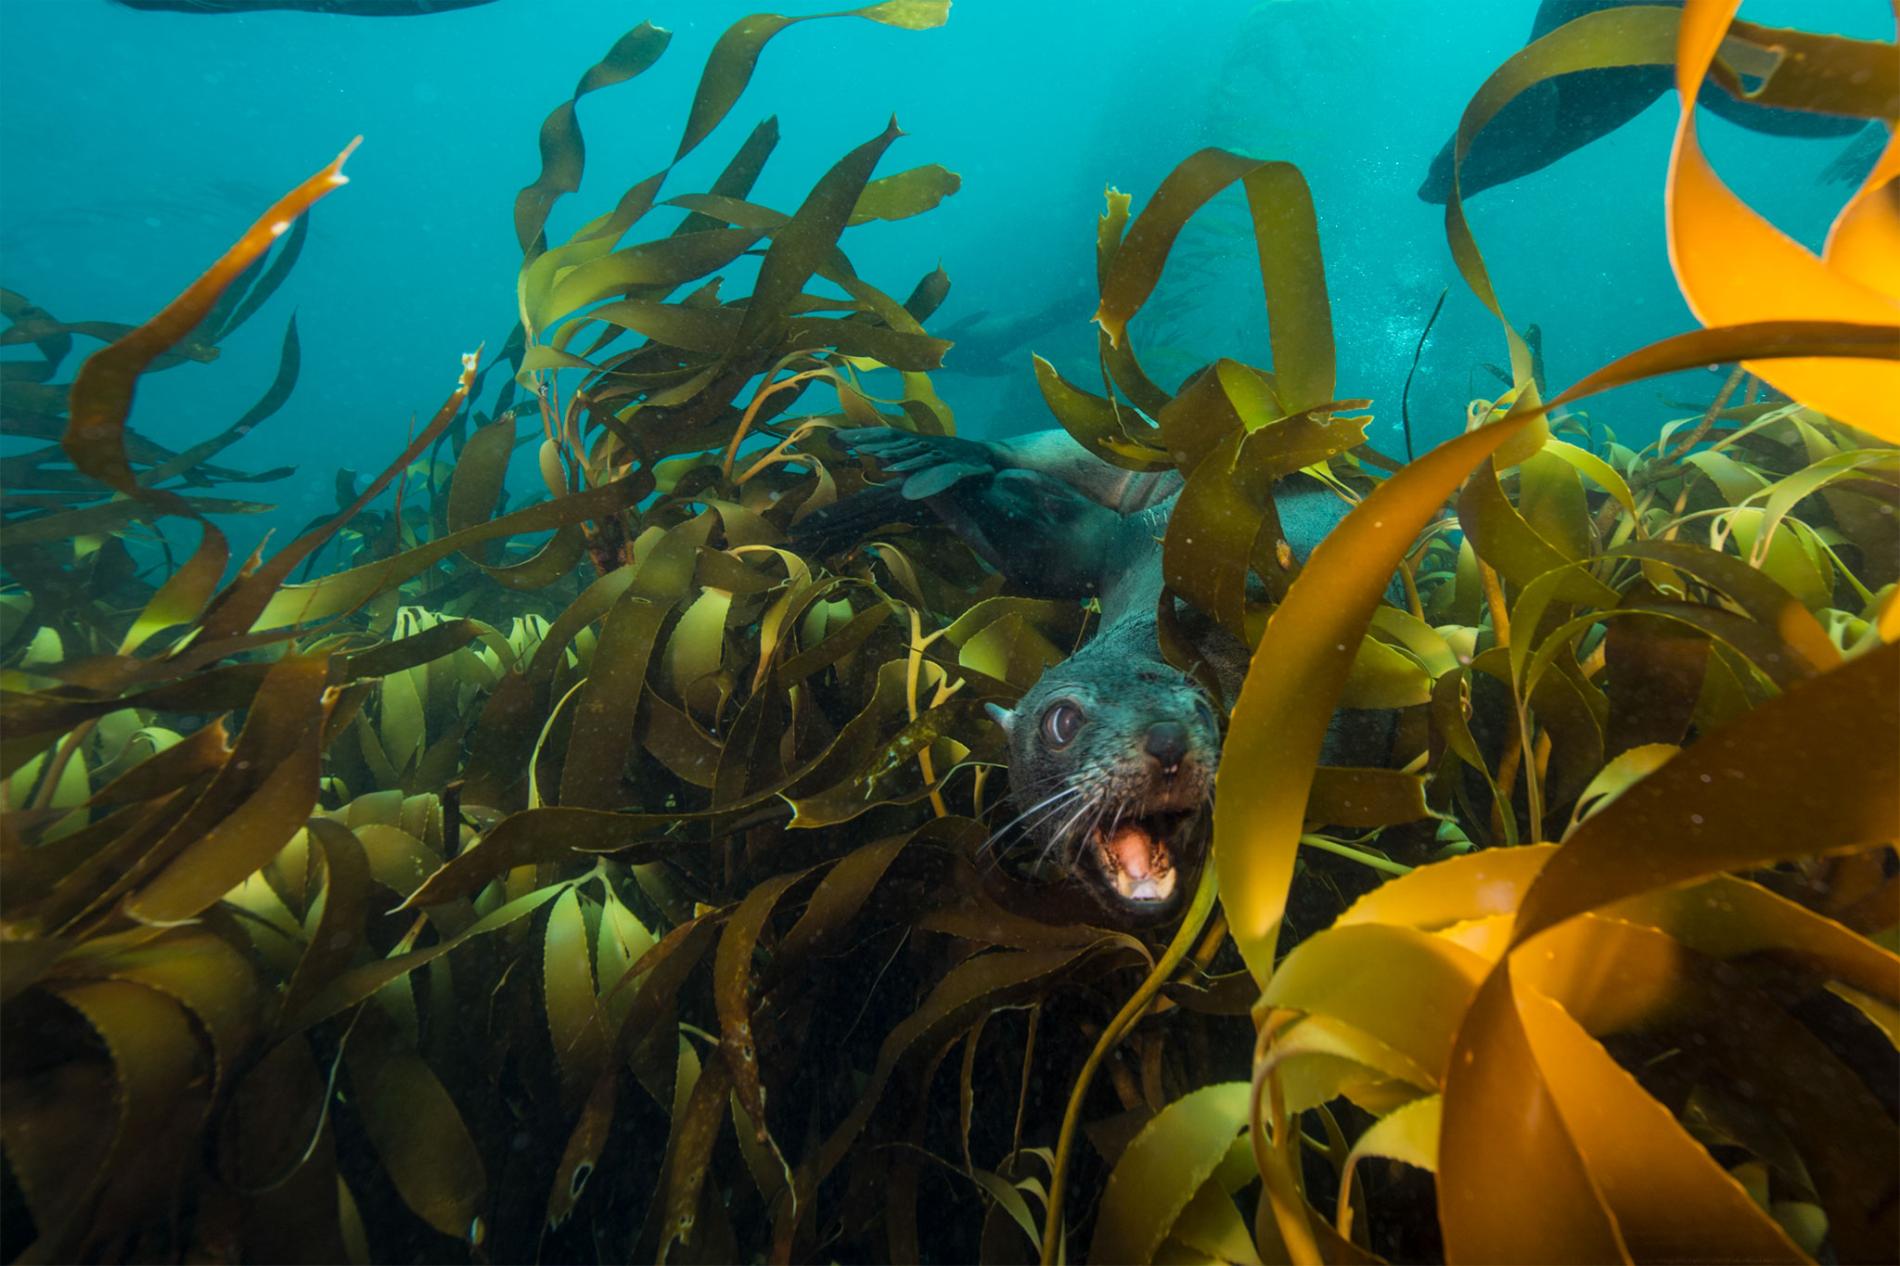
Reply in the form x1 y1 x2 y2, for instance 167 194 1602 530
2 2 1897 1264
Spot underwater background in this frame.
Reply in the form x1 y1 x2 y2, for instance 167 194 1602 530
0 0 1886 564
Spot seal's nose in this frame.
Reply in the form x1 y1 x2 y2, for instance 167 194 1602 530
1146 721 1189 773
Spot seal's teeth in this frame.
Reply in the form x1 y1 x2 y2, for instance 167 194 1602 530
1113 868 1177 903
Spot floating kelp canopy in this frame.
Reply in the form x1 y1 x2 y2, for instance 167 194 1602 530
1 0 1896 1263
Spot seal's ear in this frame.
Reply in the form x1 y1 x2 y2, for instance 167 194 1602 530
984 702 1015 733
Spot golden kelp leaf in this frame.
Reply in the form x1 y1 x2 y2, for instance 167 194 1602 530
1515 958 1802 1263
673 1 948 164
50 144 354 672
1667 0 1900 439
775 823 962 975
273 819 370 1036
1217 418 1516 984
1436 968 1627 1263
1095 151 1335 418
208 210 309 345
398 807 678 910
1032 353 1170 470
444 414 515 552
1566 743 1678 832
658 1044 733 1257
1155 360 1246 469
1088 1081 1250 1266
343 1006 486 1242
1338 635 1433 709
337 616 511 683
903 261 951 321
1600 873 1895 1001
65 139 356 496
56 924 260 1102
713 868 810 1159
1513 640 1899 945
848 163 962 225
1164 431 1271 638
13 978 202 1259
1428 629 1899 1261
1336 1093 1440 1238
1264 924 1487 1084
665 586 732 713
248 477 643 631
287 882 570 1031
557 593 668 809
1439 920 1821 1265
519 171 669 335
1167 1166 1265 1266
735 119 902 355
957 612 1063 692
1457 456 1616 603
1715 19 1900 119
543 887 607 1105
1823 128 1899 300
514 22 672 254
124 654 333 926
539 227 763 327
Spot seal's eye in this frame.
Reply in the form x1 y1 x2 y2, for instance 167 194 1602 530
1040 701 1085 749
1194 696 1218 729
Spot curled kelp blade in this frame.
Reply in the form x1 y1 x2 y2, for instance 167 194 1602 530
1667 0 1900 438
1438 1 1900 455
55 139 358 659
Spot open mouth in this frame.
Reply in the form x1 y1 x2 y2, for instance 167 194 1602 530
1087 810 1199 907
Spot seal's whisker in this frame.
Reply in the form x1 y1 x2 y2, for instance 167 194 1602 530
982 787 1081 855
1038 790 1103 870
977 771 1067 820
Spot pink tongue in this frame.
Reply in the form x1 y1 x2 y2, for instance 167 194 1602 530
1107 826 1152 879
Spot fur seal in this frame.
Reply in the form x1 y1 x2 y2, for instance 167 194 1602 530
932 279 1095 379
799 424 1388 924
1417 0 1864 204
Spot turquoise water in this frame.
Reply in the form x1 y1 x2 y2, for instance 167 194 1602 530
0 0 1884 559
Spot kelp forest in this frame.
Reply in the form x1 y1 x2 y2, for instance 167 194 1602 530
2 1 1897 1263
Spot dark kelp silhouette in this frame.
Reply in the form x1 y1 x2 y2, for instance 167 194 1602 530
109 0 498 14
1417 0 1872 202
933 279 1095 377
1 1 1895 1263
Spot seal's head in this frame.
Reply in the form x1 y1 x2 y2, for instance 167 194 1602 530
987 649 1221 924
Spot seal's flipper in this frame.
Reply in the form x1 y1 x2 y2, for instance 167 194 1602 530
789 485 936 558
796 426 1124 597
791 426 1007 557
831 427 998 478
